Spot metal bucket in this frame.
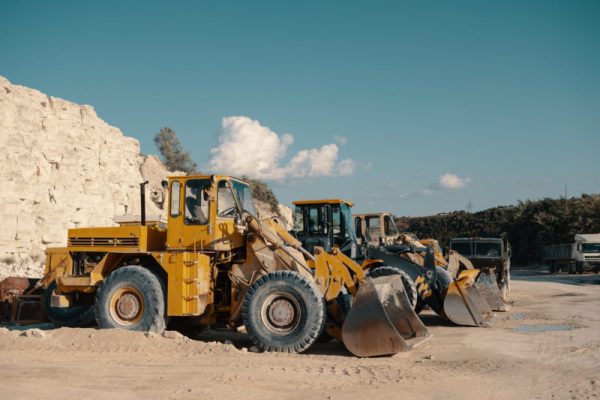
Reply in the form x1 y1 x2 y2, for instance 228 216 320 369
341 275 431 357
443 270 494 327
474 269 510 312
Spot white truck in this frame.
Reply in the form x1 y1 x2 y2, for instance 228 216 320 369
543 233 600 274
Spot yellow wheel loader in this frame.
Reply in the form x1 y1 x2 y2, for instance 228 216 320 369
1 175 430 357
351 212 510 312
403 236 510 312
293 205 495 327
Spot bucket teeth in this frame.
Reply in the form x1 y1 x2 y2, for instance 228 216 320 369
341 276 431 357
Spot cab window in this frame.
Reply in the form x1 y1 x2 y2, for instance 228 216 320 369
170 181 181 217
293 208 304 232
217 180 238 217
184 179 210 225
383 215 398 236
332 206 342 235
354 217 363 237
308 207 322 234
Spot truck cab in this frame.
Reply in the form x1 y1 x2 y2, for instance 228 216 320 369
449 237 511 298
574 234 600 272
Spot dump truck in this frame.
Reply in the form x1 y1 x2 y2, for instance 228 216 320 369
293 201 494 327
450 237 511 301
544 233 600 274
1 175 431 357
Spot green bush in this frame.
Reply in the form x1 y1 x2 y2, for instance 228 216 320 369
396 194 600 264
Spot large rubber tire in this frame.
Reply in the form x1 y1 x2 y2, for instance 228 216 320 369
95 266 166 333
367 266 418 310
44 280 96 327
426 267 452 315
243 270 326 353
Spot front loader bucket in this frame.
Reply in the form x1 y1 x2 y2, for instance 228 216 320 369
474 269 510 312
0 277 45 325
443 270 493 327
341 275 431 357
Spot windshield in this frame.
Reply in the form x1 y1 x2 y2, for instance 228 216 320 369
231 180 257 217
293 207 304 232
474 242 502 257
340 204 357 243
582 243 600 253
451 242 472 256
384 215 399 236
217 180 238 217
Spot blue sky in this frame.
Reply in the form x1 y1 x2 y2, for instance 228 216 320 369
1 0 599 216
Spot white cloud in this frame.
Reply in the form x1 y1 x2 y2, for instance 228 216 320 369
438 173 471 189
333 134 347 145
207 116 359 181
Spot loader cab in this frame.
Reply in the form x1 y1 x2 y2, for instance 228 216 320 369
353 212 400 246
166 175 256 252
292 199 357 257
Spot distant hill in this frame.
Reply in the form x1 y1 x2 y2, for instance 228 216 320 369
396 194 600 264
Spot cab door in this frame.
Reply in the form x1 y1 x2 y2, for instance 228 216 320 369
212 179 244 251
167 178 213 250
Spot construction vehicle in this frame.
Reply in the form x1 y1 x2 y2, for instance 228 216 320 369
293 202 493 327
352 212 509 311
1 175 431 358
403 236 509 312
544 233 600 274
450 237 511 301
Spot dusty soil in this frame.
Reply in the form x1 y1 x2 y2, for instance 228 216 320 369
1 272 599 400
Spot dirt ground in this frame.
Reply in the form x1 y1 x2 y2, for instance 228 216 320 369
1 271 599 400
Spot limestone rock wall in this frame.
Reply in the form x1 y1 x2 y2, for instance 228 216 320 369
0 76 170 279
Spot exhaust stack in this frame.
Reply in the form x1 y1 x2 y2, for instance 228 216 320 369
140 181 149 226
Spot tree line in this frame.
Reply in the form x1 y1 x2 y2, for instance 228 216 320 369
396 194 600 265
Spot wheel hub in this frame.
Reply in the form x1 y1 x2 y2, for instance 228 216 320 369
116 293 140 320
268 299 295 327
109 288 144 326
261 293 301 334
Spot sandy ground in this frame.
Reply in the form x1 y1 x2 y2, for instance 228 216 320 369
1 272 599 400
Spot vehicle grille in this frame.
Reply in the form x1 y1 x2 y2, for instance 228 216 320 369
69 237 139 247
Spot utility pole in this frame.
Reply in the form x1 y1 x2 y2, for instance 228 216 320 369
564 184 568 199
466 198 473 213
